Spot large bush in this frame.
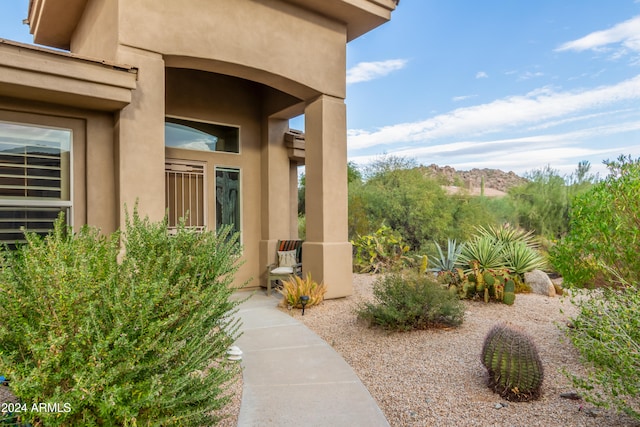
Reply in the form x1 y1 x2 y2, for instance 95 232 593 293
566 288 640 419
508 166 570 239
356 273 465 331
550 155 640 288
508 162 596 240
351 225 411 273
348 158 453 249
548 156 640 419
0 210 243 426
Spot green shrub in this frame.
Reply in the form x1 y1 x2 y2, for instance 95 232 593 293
356 273 465 331
550 155 640 288
351 225 411 273
507 165 571 239
566 288 640 419
0 209 244 426
348 159 453 248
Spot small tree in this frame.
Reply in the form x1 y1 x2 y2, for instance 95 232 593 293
508 165 570 239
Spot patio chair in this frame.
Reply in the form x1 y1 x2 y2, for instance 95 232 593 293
266 239 303 296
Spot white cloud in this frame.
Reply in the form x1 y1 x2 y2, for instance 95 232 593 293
350 128 640 176
476 71 488 79
346 59 408 84
452 94 476 102
518 71 544 80
556 15 640 54
347 74 640 150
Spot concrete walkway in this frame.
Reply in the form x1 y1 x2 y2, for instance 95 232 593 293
232 291 390 427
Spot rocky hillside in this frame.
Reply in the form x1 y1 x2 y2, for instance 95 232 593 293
419 164 528 192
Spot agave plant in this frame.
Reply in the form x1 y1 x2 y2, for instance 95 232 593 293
457 235 505 272
428 239 463 273
502 241 547 275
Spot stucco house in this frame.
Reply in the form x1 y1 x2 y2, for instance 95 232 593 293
0 0 397 298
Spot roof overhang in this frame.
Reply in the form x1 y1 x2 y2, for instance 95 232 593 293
0 39 137 112
28 0 88 50
27 0 398 50
284 0 397 41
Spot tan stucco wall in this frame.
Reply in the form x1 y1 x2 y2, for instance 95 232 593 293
114 47 166 226
70 0 346 100
118 0 346 100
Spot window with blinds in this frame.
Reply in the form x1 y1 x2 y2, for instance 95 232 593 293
0 121 72 248
165 160 206 231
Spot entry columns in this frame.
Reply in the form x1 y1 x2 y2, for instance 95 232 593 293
259 118 293 283
303 95 352 299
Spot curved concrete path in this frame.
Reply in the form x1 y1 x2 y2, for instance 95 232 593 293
232 291 390 427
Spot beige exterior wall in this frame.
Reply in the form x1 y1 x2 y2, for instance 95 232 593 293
118 0 346 99
18 0 397 297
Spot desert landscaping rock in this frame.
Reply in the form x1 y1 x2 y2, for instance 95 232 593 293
525 269 557 297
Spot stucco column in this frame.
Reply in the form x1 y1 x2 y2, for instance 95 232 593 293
114 47 166 226
259 118 293 284
303 95 352 299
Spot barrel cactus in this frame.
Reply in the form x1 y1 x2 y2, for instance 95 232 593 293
481 323 544 401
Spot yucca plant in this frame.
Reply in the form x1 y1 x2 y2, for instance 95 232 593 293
278 273 327 309
502 241 547 276
428 239 464 273
457 235 505 272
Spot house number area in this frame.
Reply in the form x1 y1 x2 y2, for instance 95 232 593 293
2 402 72 414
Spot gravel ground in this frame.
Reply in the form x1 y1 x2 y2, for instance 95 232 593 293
291 273 640 427
214 376 242 427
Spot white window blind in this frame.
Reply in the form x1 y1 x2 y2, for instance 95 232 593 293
0 121 72 248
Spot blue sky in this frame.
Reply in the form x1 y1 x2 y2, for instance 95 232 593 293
341 1 640 177
2 1 640 177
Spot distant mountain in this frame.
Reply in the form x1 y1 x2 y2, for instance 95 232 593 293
419 164 528 193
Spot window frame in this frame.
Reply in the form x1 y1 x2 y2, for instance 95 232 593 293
0 116 77 247
214 165 242 242
0 120 74 205
165 115 241 155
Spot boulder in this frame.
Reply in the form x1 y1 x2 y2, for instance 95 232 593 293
524 270 556 297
